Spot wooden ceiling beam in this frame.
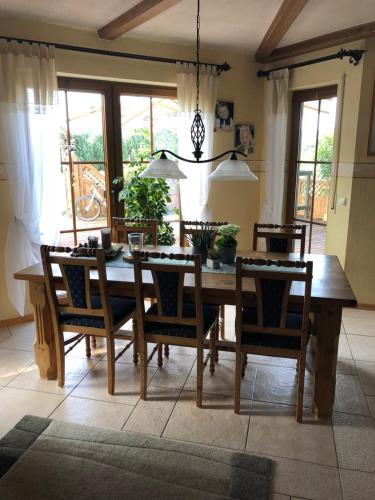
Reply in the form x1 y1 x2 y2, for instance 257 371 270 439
258 21 375 63
255 0 309 62
98 0 182 40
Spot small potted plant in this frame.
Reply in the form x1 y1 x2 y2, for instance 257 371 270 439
186 223 217 264
206 248 220 269
215 224 240 264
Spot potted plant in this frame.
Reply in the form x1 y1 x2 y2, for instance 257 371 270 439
186 223 217 264
206 248 220 269
215 224 240 264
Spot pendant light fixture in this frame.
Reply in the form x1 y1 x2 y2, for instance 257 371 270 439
142 0 258 183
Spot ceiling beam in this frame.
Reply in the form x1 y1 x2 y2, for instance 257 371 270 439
255 0 309 62
98 0 182 40
258 21 375 63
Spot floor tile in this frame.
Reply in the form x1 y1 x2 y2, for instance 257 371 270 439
50 395 134 430
338 334 353 360
366 395 375 420
149 353 195 389
347 335 375 362
168 345 197 356
0 329 35 351
70 360 157 405
0 348 34 386
333 412 375 473
0 327 11 344
246 402 336 466
8 321 35 335
265 454 342 500
0 387 64 437
8 357 98 395
123 385 179 436
163 390 251 450
342 309 375 336
336 358 357 376
248 354 297 369
356 361 375 395
65 334 107 360
253 364 313 408
334 374 369 416
105 339 159 367
340 468 375 500
271 494 290 500
184 358 257 400
340 322 346 334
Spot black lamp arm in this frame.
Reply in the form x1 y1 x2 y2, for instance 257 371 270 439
152 149 247 164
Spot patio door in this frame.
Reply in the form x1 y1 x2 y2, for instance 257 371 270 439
286 86 337 253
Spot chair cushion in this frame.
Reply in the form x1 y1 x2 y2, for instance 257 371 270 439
60 296 136 329
241 307 311 350
144 303 219 338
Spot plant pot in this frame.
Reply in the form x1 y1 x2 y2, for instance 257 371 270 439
218 245 237 265
206 258 220 270
192 245 208 264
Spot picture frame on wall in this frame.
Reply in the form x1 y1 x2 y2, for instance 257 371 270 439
214 101 234 132
368 81 375 156
235 124 255 154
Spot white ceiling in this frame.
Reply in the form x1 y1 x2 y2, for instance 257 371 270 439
0 0 373 53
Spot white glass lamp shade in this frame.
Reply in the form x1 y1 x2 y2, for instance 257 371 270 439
208 158 258 182
140 156 186 180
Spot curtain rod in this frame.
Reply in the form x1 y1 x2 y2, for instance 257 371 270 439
0 34 232 75
257 49 366 78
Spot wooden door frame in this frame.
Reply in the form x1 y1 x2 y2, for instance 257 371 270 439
286 85 338 226
57 77 177 224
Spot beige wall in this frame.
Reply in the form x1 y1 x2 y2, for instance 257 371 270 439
0 16 265 320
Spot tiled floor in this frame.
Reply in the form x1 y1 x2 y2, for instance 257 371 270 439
1 307 375 499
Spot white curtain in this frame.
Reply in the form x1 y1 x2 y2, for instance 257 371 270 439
0 41 62 315
260 69 289 225
177 62 219 220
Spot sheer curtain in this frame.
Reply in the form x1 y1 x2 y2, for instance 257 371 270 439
260 69 289 225
0 41 62 315
177 62 219 220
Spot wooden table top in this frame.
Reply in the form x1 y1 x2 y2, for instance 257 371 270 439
14 246 357 308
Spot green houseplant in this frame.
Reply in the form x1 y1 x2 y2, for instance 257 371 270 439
113 163 175 246
186 223 217 264
215 224 240 264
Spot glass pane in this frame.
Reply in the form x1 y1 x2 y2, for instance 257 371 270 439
60 164 74 233
313 163 331 223
67 92 105 162
310 223 326 254
298 100 319 162
72 163 107 230
295 163 314 221
58 91 69 162
317 97 337 162
120 96 151 162
152 98 178 154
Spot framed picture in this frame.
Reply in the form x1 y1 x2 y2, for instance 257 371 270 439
214 101 234 132
368 81 375 156
235 124 255 154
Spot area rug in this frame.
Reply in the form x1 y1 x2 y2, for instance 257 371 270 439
0 415 272 499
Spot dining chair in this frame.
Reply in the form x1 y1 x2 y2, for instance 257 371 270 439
133 251 220 407
253 223 306 256
112 217 158 245
40 245 137 394
234 257 313 422
180 220 227 340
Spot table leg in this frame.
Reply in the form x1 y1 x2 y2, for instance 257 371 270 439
29 281 57 380
313 305 342 418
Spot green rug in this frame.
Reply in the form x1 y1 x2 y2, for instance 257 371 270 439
0 415 272 499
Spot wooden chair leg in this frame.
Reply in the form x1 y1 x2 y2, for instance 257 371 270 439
157 343 163 367
132 318 138 364
296 351 306 423
209 327 216 375
107 337 115 395
214 318 219 363
220 305 225 340
140 340 148 400
196 345 204 408
241 353 247 377
234 349 242 414
85 335 91 359
164 344 170 358
56 331 65 388
91 336 97 349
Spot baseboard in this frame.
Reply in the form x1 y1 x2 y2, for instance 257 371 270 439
356 303 375 311
0 314 34 328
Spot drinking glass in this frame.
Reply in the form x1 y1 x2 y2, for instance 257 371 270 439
128 232 144 255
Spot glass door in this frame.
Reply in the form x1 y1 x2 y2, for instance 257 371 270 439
287 86 337 253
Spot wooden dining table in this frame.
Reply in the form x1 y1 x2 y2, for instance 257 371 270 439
14 245 357 418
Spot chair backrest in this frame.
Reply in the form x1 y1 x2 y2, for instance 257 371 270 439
133 251 204 341
179 220 228 247
253 223 306 256
112 217 158 245
235 257 313 344
40 245 113 332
